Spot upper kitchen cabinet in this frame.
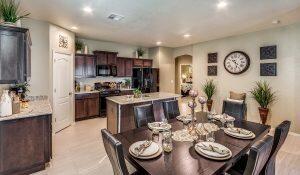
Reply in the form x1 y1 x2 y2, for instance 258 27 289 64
143 59 153 67
75 54 96 78
124 58 133 76
133 59 153 68
93 51 118 66
116 57 133 77
0 26 31 84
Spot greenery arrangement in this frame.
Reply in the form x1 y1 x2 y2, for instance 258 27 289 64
75 39 84 52
10 82 30 99
0 0 30 23
250 81 276 108
202 79 216 100
133 88 142 98
124 79 131 87
137 48 145 58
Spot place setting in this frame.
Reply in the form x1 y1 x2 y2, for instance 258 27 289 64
147 119 172 132
194 141 232 160
129 140 163 159
224 127 256 139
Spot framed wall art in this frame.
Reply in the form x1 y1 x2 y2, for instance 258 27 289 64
208 66 217 76
260 63 277 76
260 45 276 60
208 52 218 63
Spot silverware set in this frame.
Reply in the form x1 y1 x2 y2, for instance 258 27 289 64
197 143 230 155
134 140 152 157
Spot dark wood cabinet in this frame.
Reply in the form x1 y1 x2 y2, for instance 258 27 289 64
143 59 153 67
116 57 125 77
133 59 143 67
125 59 133 76
75 54 96 78
0 115 52 175
120 90 134 96
0 26 31 84
94 51 118 66
75 93 99 121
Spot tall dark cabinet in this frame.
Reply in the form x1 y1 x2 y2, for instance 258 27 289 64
132 68 159 93
75 54 96 78
0 26 31 84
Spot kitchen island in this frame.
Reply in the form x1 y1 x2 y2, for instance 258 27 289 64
106 92 180 134
0 99 52 175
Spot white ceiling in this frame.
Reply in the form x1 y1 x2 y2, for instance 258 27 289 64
20 0 300 48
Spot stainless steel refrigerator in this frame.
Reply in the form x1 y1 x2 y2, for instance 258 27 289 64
132 68 159 93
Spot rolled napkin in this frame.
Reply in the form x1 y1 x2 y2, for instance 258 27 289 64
197 143 230 155
134 140 152 157
228 128 252 135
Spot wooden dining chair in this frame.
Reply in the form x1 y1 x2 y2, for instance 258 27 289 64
260 120 291 175
162 99 180 120
101 129 140 175
227 135 274 175
133 104 155 128
222 100 247 120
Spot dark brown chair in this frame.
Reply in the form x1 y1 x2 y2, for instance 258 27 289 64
133 104 155 128
227 135 274 175
260 120 291 175
162 99 180 120
101 129 140 175
222 100 247 120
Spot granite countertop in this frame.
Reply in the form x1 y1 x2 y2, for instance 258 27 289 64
120 88 135 91
0 99 52 122
106 92 181 105
74 90 100 95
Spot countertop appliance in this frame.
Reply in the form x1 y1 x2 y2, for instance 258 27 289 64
96 65 117 77
132 68 159 93
94 82 121 117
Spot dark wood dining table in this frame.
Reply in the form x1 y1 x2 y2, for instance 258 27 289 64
114 112 270 175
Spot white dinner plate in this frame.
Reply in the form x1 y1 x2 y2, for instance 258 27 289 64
148 122 172 131
129 143 162 159
224 128 255 139
176 114 192 122
195 142 232 160
129 141 159 157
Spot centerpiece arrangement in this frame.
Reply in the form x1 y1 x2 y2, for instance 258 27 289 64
250 81 276 124
136 48 145 58
202 79 216 112
133 88 142 98
0 0 30 27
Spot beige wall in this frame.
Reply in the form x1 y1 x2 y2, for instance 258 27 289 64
175 55 192 94
21 19 50 96
78 38 149 59
175 23 300 133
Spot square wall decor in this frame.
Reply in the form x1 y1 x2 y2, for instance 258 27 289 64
260 45 276 60
260 63 277 76
208 52 218 63
208 66 217 76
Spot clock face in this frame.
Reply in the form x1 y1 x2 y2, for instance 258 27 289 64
224 51 250 74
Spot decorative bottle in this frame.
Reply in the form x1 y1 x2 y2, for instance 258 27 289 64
0 90 13 117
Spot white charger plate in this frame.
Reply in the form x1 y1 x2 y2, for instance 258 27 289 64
129 141 159 157
129 143 162 159
224 128 255 139
195 142 232 160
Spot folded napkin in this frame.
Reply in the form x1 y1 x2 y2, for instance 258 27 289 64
134 140 152 157
228 128 251 135
198 143 230 155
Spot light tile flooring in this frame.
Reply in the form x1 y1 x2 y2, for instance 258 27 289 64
33 98 300 175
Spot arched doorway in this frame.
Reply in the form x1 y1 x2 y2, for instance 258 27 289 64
175 55 193 96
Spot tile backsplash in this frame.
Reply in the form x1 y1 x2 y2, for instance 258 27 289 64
75 77 131 89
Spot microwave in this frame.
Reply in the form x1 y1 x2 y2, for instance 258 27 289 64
96 65 117 76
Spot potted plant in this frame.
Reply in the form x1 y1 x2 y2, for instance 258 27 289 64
133 88 142 98
136 48 145 58
202 79 216 112
9 82 30 100
250 81 276 125
124 79 131 89
0 0 30 26
75 39 84 53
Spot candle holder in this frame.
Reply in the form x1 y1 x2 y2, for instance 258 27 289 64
198 96 206 112
188 90 198 140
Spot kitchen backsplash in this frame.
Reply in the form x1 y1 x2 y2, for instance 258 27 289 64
75 77 131 89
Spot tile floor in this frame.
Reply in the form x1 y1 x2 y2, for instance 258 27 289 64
33 97 300 175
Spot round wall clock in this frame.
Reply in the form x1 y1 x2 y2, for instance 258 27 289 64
224 51 250 74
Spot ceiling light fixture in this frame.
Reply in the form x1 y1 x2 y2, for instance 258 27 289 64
156 41 162 45
183 34 191 38
71 26 78 30
108 14 125 21
217 1 228 9
83 6 93 13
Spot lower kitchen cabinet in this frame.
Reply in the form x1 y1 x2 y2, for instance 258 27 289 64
75 93 99 121
120 90 134 96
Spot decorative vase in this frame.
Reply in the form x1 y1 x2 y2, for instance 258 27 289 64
84 45 88 54
0 90 13 117
206 99 213 112
258 107 269 125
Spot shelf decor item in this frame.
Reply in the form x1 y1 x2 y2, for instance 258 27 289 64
0 90 12 117
0 0 30 26
75 39 84 53
260 45 277 60
9 82 30 100
136 48 145 58
202 79 216 112
250 81 276 124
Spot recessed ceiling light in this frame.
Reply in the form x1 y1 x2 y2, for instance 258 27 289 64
156 41 162 45
272 19 280 24
183 34 191 38
83 6 93 13
71 26 78 30
108 14 125 21
217 1 228 9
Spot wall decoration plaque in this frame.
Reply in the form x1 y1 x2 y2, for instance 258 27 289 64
260 63 277 76
208 66 217 76
59 35 68 48
260 45 276 60
208 52 218 63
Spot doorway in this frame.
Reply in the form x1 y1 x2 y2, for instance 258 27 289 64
175 55 192 96
53 51 73 132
